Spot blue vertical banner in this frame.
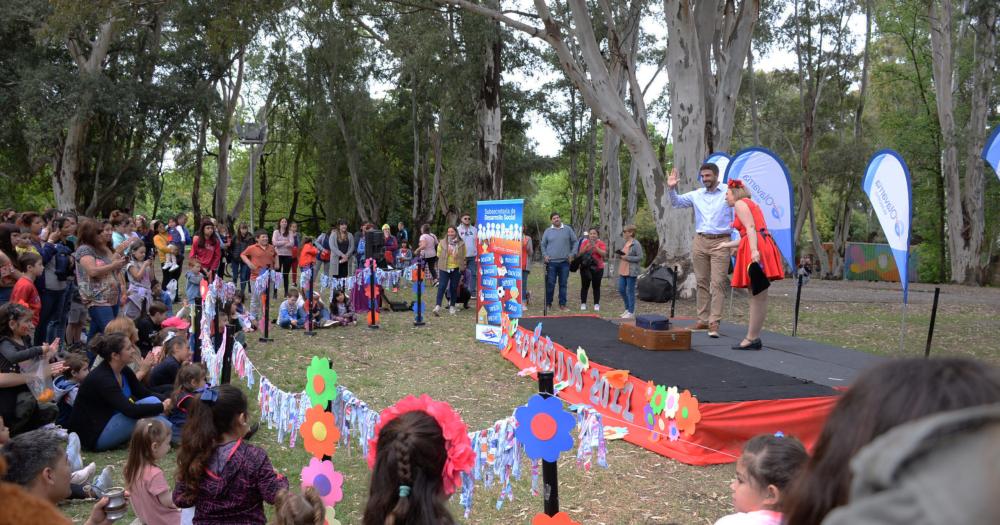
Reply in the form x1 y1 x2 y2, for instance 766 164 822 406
863 150 913 303
725 147 796 271
475 199 524 343
983 124 1000 182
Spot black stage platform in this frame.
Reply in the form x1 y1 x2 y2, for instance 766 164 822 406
518 316 882 403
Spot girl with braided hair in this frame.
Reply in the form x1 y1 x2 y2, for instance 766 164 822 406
363 395 474 525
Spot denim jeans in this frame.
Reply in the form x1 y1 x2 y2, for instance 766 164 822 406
88 305 120 340
37 288 67 345
465 256 477 293
436 268 461 307
232 260 250 294
618 275 637 313
545 260 570 307
95 396 170 451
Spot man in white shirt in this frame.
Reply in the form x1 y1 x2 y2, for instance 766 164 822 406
668 163 733 338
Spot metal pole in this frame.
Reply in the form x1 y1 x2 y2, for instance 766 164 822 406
192 297 203 362
538 371 559 516
543 261 549 317
792 274 804 337
248 144 255 232
304 263 316 336
368 259 379 329
259 266 273 343
924 287 941 358
414 262 425 326
221 322 236 384
670 266 678 318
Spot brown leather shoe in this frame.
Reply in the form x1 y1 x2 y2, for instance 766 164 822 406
708 322 720 338
693 322 710 330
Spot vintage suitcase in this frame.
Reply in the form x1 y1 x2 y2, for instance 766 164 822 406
635 313 670 331
618 322 692 351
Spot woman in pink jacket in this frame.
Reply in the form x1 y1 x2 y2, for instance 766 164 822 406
271 218 295 296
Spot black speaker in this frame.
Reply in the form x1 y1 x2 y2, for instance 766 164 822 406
365 230 387 268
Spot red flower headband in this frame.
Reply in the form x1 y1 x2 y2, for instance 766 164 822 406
727 179 745 189
367 394 475 495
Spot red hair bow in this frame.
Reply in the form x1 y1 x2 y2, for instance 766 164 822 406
727 179 745 189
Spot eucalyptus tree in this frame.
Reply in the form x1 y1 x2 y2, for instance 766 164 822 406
432 0 759 295
927 0 997 284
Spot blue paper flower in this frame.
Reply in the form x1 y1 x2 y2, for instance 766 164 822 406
514 394 576 462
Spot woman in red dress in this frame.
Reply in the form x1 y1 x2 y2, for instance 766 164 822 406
723 180 784 350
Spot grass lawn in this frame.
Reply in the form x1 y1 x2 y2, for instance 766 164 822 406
60 275 1000 524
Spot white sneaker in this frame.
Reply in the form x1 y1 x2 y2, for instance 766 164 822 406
93 466 113 494
449 306 456 315
580 304 587 311
66 432 83 471
594 304 600 311
619 311 629 318
433 306 441 317
621 311 633 319
70 462 96 485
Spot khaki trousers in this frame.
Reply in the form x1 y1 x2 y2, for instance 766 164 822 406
692 234 730 324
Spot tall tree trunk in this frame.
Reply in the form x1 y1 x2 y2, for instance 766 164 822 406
748 47 760 145
583 115 597 232
476 3 503 200
568 90 580 231
192 114 208 225
329 91 375 224
288 142 303 221
411 87 422 224
626 156 639 223
928 0 996 283
57 18 115 212
599 128 624 253
256 146 268 229
213 46 246 223
425 115 444 225
831 0 872 278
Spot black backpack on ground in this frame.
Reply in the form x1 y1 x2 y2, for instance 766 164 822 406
637 263 675 303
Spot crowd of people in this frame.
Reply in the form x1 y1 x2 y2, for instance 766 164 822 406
0 199 995 525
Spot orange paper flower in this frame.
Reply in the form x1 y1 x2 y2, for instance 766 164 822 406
532 511 582 525
301 405 340 459
604 369 629 389
675 389 702 436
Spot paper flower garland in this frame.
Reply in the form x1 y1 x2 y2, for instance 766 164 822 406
667 420 681 442
368 394 474 496
650 385 668 415
301 458 344 507
514 394 576 462
532 511 582 525
676 389 702 436
302 405 341 459
662 386 681 419
643 404 655 429
306 357 338 408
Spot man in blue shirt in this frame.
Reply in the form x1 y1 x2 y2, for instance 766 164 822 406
668 163 732 338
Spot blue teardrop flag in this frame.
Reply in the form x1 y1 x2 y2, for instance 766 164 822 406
862 149 913 303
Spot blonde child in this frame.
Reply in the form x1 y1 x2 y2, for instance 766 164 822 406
124 417 180 525
272 487 324 525
714 434 808 525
